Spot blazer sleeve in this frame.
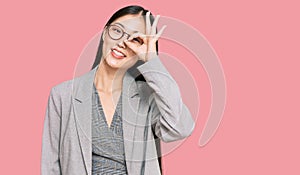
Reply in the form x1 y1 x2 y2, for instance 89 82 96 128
41 87 62 175
137 56 195 142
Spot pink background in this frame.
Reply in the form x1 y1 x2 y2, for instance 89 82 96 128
1 0 299 174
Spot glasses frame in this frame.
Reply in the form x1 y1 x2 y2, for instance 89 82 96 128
106 24 132 41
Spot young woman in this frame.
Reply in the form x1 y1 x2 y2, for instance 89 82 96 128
41 5 195 175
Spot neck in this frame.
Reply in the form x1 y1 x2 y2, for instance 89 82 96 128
94 58 126 93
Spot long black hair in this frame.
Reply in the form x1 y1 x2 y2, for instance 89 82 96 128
91 5 158 71
91 5 163 173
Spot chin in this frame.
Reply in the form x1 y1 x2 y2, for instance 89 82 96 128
104 56 122 69
104 55 127 70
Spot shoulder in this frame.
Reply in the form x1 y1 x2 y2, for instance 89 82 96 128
48 79 74 105
52 66 96 92
52 79 73 92
49 69 93 99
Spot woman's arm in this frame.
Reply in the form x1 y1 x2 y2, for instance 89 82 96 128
41 87 62 174
137 56 195 142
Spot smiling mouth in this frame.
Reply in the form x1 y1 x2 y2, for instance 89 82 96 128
111 48 126 59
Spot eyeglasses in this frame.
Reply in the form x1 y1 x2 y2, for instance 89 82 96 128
107 24 144 45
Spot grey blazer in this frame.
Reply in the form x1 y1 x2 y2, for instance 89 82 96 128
41 56 195 175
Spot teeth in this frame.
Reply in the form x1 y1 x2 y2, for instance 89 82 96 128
113 49 125 57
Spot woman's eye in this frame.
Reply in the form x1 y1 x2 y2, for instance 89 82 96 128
132 38 143 44
113 29 122 33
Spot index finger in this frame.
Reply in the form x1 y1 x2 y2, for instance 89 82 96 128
146 11 151 35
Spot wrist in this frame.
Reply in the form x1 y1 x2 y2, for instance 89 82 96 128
145 52 158 62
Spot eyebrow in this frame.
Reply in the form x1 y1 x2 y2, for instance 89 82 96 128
114 22 139 33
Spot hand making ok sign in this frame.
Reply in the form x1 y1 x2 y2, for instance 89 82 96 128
124 11 167 62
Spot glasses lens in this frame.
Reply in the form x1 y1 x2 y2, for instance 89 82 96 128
108 25 123 40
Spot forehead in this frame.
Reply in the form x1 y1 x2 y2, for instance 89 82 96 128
112 14 146 33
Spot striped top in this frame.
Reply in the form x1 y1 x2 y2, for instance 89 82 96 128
91 83 128 174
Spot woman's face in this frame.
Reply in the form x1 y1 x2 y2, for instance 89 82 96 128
101 14 146 70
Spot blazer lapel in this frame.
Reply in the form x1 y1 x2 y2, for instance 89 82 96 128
72 65 140 175
122 71 142 174
72 66 97 175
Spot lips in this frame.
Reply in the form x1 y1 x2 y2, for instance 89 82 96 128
111 48 126 59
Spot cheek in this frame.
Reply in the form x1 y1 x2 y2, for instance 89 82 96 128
103 39 115 53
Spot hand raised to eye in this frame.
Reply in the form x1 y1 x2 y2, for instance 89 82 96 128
124 11 167 62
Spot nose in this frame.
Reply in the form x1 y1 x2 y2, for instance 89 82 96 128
117 33 130 49
117 39 126 48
